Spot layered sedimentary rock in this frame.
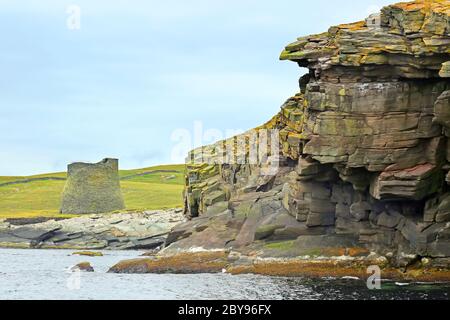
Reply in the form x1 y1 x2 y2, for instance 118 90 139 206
0 209 184 249
60 158 125 214
167 0 450 270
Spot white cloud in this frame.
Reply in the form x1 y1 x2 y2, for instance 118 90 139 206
0 0 226 22
366 4 383 15
160 71 297 101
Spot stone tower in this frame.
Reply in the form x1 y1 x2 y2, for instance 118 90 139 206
60 158 125 214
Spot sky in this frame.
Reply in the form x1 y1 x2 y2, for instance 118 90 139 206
0 0 394 175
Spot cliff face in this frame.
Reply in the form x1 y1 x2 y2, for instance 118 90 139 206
171 0 450 268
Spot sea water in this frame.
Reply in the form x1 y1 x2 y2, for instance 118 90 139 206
0 248 448 300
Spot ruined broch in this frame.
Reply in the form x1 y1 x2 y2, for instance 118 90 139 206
60 158 125 214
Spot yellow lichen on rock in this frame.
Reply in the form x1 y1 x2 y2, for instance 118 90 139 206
175 0 450 277
108 251 230 274
440 61 450 77
281 0 450 80
72 251 103 257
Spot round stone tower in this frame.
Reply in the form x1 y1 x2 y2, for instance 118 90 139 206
60 158 125 214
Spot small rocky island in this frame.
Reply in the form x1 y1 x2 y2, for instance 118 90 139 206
109 0 450 280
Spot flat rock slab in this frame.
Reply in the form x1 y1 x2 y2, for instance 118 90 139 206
0 209 185 250
10 227 61 241
0 234 27 244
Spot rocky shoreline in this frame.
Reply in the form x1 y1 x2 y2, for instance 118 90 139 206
1 207 449 281
0 209 185 250
108 249 450 282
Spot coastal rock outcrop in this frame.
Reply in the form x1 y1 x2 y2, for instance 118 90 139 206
0 209 184 250
60 158 125 214
163 0 450 272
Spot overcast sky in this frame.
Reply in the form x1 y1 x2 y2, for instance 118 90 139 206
0 0 394 175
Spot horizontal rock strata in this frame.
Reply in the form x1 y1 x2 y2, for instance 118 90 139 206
157 0 450 273
0 209 184 250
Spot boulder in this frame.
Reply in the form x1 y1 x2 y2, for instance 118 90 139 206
254 224 284 240
370 164 442 201
377 212 403 229
108 251 229 274
72 262 94 272
72 251 103 257
306 212 335 227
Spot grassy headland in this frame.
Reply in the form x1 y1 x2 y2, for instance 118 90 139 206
0 164 185 219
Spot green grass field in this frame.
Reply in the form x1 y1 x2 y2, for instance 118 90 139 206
0 164 185 219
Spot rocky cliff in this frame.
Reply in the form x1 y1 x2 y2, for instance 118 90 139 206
111 0 450 277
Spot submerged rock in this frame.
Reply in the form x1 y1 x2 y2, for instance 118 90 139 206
72 251 103 257
72 262 94 272
108 251 230 274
